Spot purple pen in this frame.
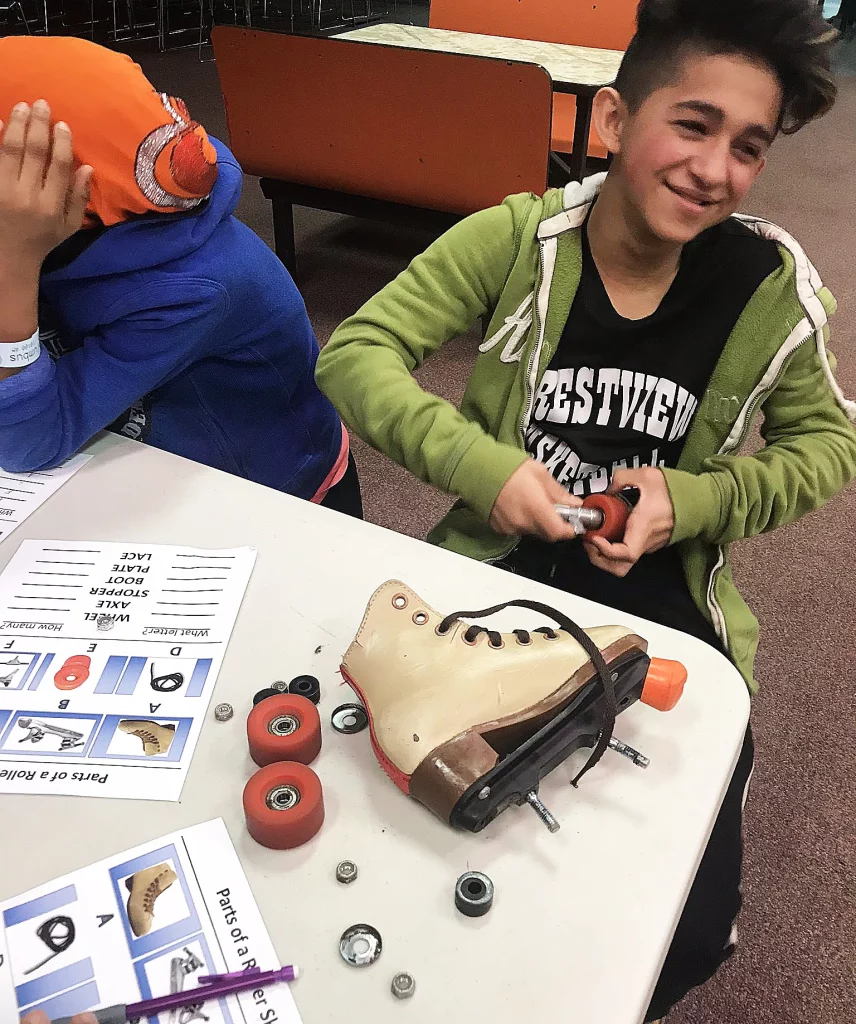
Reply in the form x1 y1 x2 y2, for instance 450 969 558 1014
51 965 299 1024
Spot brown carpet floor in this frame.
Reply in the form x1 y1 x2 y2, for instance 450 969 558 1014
137 37 856 1024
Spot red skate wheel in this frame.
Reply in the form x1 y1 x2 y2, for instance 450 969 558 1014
247 693 322 767
243 761 325 849
54 655 91 690
581 493 632 542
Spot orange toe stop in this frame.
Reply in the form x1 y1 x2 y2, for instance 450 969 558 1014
641 658 687 712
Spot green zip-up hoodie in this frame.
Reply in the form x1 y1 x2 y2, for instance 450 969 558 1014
317 175 856 692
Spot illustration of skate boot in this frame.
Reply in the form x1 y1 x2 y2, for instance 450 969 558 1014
125 863 178 936
119 719 177 756
341 581 687 833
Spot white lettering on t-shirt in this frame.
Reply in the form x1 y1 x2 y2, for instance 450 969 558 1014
646 379 677 439
571 366 594 424
546 368 574 424
595 368 621 425
526 365 700 496
532 366 698 443
618 370 648 428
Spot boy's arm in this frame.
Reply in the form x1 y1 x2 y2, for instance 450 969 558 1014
0 101 92 369
0 284 227 472
665 336 856 545
315 203 531 518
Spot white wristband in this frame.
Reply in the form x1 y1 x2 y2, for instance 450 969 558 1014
0 329 41 369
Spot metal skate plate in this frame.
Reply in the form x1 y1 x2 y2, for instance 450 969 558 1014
449 648 651 833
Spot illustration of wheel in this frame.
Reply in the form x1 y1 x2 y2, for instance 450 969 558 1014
243 762 325 849
54 655 91 691
247 693 322 767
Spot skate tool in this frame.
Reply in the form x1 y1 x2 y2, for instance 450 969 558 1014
51 965 299 1024
341 581 687 834
17 717 85 750
554 486 640 541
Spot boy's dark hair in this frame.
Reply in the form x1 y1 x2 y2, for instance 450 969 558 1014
614 0 837 134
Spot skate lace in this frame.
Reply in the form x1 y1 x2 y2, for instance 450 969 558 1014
436 598 617 787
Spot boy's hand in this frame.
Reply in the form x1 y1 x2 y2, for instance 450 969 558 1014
0 100 92 272
21 1011 98 1023
0 98 92 268
583 467 675 576
490 459 584 542
0 101 92 351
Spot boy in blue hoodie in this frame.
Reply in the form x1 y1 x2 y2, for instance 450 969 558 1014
0 37 361 517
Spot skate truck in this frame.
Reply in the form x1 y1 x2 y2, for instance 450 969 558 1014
339 578 687 835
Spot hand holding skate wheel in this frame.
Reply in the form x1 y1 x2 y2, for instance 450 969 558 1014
54 655 91 691
243 761 325 849
581 492 633 542
641 658 687 711
247 693 322 767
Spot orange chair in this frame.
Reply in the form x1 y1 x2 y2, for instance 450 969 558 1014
212 27 553 273
429 0 639 164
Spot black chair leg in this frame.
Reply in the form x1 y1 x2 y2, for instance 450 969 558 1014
270 195 297 278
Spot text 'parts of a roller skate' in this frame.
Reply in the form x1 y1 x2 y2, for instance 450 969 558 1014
0 539 256 801
0 818 300 1024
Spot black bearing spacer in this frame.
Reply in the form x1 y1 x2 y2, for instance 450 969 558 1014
455 872 494 917
252 687 281 706
288 674 321 704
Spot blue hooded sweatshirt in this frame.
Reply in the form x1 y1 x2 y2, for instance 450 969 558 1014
0 139 343 500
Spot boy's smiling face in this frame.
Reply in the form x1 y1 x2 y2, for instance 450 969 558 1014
600 50 783 244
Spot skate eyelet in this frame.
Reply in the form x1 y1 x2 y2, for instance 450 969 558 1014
516 636 532 646
542 632 558 641
488 638 504 650
392 594 408 609
412 611 428 625
435 624 450 637
462 633 481 646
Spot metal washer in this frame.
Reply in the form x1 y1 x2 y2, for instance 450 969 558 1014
331 703 369 735
339 924 382 967
214 703 233 722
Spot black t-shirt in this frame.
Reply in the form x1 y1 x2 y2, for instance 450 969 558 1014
506 216 781 646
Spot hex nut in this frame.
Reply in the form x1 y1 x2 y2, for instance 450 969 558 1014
391 972 415 999
214 703 234 722
336 860 358 884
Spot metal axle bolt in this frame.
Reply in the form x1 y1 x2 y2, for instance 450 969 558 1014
525 790 560 833
608 736 650 769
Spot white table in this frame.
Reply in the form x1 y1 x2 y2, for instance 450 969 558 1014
339 23 625 179
0 434 749 1024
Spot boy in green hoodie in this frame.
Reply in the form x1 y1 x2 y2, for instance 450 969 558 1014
316 0 856 1017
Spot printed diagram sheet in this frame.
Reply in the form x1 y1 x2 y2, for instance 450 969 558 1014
0 456 91 544
0 818 301 1024
0 539 255 800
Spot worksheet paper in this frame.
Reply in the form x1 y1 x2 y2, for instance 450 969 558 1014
0 818 301 1024
0 539 255 800
0 455 91 544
